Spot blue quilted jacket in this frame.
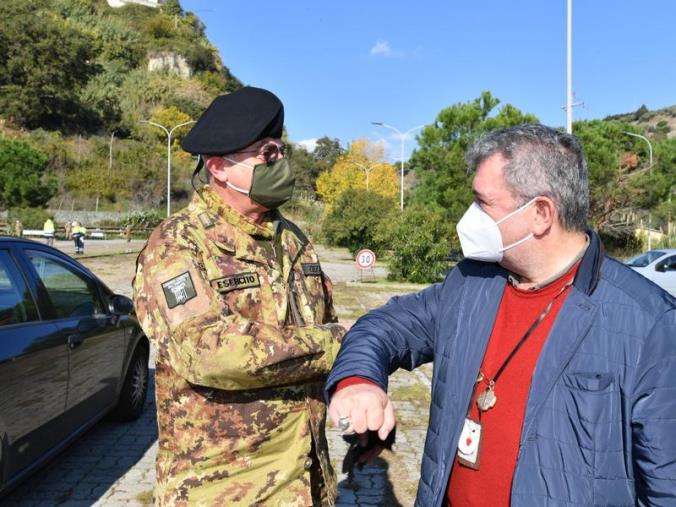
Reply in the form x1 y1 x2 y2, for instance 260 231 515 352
326 232 676 506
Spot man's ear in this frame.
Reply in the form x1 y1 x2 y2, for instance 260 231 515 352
533 197 555 236
205 156 228 183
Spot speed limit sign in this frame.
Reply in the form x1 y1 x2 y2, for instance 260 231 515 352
355 249 376 269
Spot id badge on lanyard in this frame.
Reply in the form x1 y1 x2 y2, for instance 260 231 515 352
457 417 482 469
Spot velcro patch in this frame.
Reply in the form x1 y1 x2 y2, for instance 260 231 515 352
198 212 215 229
213 272 261 293
161 272 197 309
302 263 322 276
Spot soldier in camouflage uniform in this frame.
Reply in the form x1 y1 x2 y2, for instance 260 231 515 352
133 87 345 506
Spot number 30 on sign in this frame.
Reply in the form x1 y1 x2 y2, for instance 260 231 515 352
356 249 376 269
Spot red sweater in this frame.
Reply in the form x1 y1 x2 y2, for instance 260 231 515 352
448 263 579 506
336 262 579 507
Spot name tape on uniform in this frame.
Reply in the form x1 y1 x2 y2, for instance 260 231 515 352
161 272 197 309
212 272 261 293
301 263 322 276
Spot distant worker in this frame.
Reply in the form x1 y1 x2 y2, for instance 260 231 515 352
124 223 133 253
72 221 86 255
43 217 55 246
14 220 23 238
65 220 72 240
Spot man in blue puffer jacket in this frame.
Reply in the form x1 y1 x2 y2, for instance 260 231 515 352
326 124 676 506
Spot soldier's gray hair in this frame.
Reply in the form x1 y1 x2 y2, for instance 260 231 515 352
465 124 589 232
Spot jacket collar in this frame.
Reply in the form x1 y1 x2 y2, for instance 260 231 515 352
196 184 275 239
190 186 307 269
572 229 604 296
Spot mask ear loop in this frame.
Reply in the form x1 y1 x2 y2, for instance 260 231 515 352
191 155 205 193
495 197 538 226
495 197 538 252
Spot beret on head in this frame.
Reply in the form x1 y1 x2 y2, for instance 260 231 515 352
181 86 284 156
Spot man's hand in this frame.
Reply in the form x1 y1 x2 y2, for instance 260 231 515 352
329 383 396 441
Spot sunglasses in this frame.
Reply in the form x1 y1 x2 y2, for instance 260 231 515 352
236 142 287 163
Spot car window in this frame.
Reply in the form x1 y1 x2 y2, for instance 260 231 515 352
626 251 666 267
28 253 103 319
0 250 39 325
660 255 676 272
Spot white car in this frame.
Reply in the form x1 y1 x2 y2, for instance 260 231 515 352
625 248 676 297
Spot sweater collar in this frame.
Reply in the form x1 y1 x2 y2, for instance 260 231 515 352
501 229 604 296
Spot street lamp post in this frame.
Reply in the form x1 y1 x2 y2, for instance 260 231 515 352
371 122 424 210
108 131 115 177
566 0 573 134
141 119 196 217
624 131 654 250
349 159 373 191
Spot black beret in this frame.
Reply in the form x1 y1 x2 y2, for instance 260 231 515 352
181 86 284 155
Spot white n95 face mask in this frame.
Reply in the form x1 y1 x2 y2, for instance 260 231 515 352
456 198 537 263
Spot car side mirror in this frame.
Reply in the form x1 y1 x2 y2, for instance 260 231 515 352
655 263 667 273
110 295 134 316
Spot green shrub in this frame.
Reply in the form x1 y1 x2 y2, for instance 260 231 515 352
8 207 50 230
378 205 455 284
320 189 397 256
122 210 163 228
0 137 56 208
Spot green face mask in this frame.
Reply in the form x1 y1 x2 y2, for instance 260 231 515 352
224 157 296 209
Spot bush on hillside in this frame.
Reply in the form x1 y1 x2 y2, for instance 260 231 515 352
321 189 397 256
122 210 163 229
8 208 50 230
0 137 56 208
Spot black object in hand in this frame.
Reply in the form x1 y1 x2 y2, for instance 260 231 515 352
342 427 396 475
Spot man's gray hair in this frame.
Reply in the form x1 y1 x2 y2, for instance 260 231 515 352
466 124 589 232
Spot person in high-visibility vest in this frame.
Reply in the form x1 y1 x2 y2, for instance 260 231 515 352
43 217 55 246
72 221 87 254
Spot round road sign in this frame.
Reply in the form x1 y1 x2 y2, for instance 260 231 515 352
356 249 376 269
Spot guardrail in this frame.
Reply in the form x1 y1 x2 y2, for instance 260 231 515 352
0 224 155 238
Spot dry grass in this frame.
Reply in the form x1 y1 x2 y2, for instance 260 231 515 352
136 489 154 506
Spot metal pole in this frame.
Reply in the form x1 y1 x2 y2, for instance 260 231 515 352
624 131 654 249
140 120 196 217
371 122 424 211
350 159 372 191
166 134 172 217
566 0 573 134
108 132 115 177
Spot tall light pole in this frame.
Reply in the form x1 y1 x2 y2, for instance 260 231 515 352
141 119 196 217
108 131 115 177
371 122 424 210
624 131 654 250
349 158 373 191
566 0 573 134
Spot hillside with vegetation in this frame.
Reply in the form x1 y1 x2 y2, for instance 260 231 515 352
607 104 676 140
0 1 674 282
0 0 240 216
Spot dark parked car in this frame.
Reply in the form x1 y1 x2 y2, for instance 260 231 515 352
0 237 149 496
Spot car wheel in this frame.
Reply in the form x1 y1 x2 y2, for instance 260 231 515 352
110 345 149 422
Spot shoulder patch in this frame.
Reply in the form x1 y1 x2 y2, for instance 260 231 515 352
212 272 261 293
161 272 197 308
198 212 215 229
302 263 322 276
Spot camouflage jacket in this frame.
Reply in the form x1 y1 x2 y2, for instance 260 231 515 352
133 186 345 506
